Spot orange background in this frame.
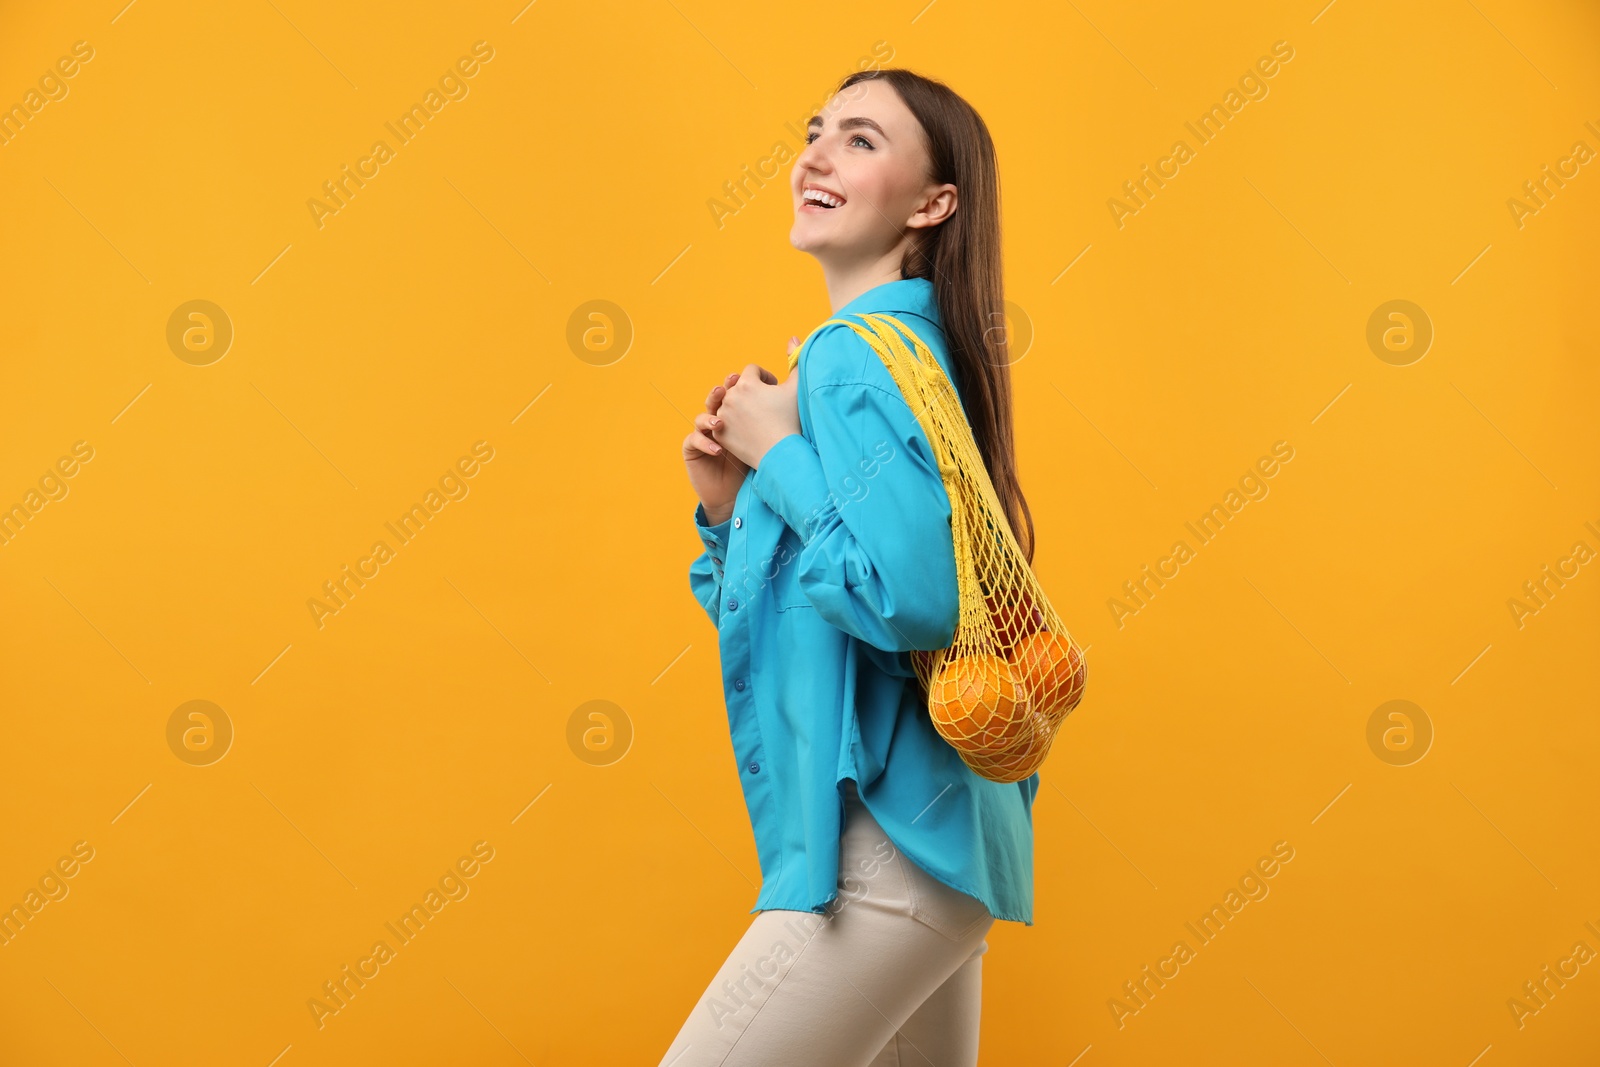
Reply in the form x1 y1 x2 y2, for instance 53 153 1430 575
1 1 1597 1064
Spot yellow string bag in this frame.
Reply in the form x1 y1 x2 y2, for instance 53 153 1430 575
788 312 1087 783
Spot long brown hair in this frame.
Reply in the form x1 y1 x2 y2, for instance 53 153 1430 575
835 67 1036 565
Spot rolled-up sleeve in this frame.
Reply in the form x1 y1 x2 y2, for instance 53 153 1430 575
749 352 959 652
688 500 732 626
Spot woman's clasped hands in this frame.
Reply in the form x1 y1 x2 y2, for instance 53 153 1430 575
682 336 804 523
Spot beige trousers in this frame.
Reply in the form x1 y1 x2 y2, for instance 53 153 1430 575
658 779 995 1067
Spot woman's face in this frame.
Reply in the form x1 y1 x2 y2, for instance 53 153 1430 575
789 79 956 266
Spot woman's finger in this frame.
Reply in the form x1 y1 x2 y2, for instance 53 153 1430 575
684 429 723 456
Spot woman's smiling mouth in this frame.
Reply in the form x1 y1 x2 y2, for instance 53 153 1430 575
801 184 847 211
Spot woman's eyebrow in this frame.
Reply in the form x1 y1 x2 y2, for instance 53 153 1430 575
807 114 890 140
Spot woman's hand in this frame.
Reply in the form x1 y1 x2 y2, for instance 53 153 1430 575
713 359 802 470
682 338 803 521
683 374 750 523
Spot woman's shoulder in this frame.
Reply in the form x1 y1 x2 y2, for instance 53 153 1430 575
801 312 950 393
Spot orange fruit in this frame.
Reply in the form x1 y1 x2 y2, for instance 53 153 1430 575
961 726 1052 782
985 590 1044 653
1008 632 1086 716
982 709 1054 774
927 654 1028 754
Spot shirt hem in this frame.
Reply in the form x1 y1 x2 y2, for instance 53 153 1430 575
746 898 1033 926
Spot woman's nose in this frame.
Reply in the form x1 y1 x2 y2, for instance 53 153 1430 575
795 135 830 171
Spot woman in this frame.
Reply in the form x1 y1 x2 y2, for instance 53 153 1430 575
669 68 1038 1067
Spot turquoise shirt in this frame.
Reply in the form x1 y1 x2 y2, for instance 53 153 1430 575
689 276 1037 926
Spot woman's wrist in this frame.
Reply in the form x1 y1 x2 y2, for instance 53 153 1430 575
746 428 800 471
703 501 735 525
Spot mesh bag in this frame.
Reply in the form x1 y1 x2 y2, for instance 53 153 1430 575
788 311 1087 783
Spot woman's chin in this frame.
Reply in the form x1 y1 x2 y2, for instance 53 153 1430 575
789 227 835 257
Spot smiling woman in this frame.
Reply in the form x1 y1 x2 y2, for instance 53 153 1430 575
672 67 1041 1067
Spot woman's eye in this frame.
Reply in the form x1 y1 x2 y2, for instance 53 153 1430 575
804 131 874 148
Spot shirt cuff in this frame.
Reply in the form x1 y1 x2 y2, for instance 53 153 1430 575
751 432 835 545
694 500 732 561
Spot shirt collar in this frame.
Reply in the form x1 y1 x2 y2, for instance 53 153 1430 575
833 276 940 326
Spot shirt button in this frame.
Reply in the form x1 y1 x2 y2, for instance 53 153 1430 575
733 517 742 528
727 598 738 611
734 678 746 691
710 556 721 565
748 762 760 774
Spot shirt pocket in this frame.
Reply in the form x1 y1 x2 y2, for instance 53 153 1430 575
776 591 813 612
768 526 813 612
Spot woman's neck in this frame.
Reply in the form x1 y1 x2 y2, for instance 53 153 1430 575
822 255 908 314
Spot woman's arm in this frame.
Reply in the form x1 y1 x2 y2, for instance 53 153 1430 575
747 329 960 652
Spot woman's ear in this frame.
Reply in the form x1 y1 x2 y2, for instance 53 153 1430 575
908 183 958 229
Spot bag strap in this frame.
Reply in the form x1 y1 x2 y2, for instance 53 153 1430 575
787 312 935 375
790 311 965 484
